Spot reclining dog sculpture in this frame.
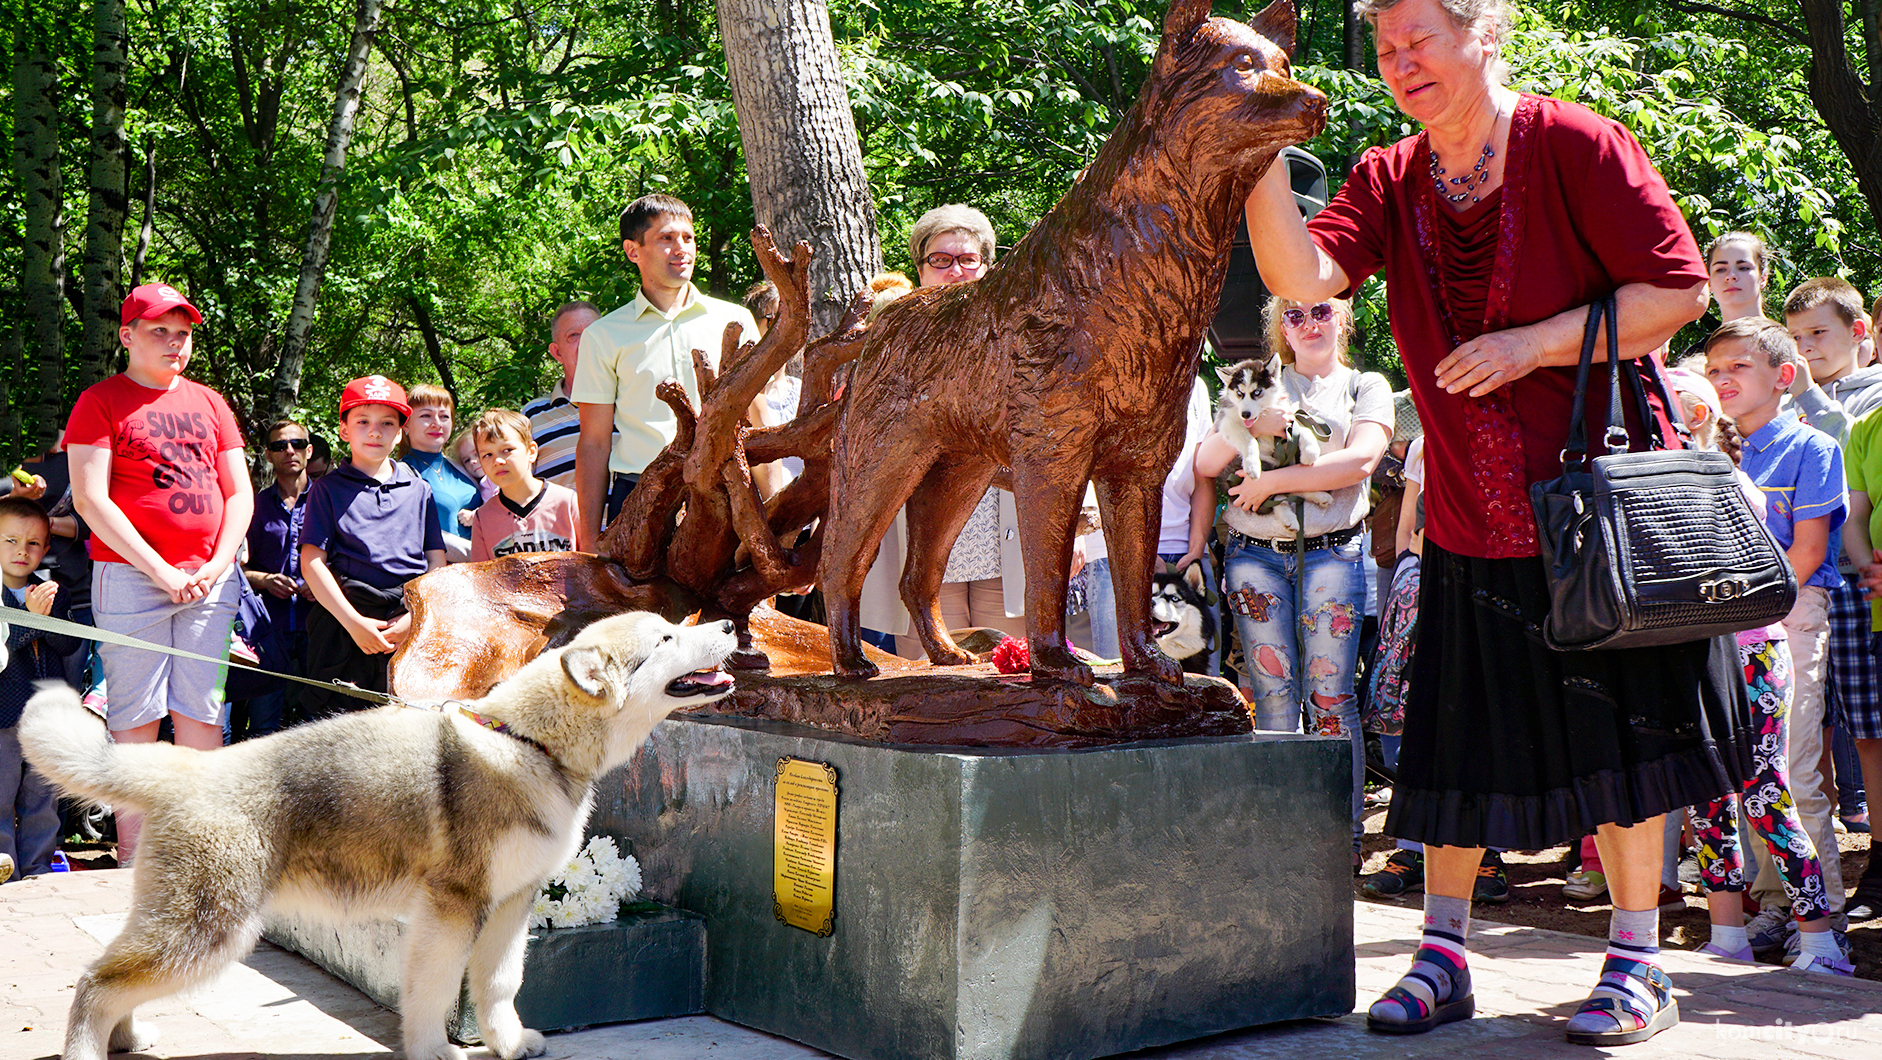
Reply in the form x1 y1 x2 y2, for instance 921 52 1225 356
821 0 1327 685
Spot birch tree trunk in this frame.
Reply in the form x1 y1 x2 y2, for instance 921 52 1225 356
79 0 128 390
266 0 384 422
716 0 880 335
15 12 65 449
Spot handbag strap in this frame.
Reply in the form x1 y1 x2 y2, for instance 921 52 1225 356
1562 298 1610 471
1601 297 1630 456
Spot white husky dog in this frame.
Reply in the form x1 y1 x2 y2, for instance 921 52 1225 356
23 611 737 1060
1213 355 1333 532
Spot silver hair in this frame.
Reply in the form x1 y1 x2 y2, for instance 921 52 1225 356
908 204 997 269
1355 0 1513 82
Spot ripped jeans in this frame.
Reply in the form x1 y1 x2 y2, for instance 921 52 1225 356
1224 530 1367 844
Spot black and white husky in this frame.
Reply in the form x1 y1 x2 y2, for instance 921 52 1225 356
1151 563 1215 673
1214 356 1334 532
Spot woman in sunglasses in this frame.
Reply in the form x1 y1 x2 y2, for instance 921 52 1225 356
1194 295 1392 871
236 420 314 738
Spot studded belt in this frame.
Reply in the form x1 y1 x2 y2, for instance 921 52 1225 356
1226 523 1364 555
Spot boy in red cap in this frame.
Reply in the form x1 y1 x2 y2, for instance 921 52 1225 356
298 377 445 718
66 282 253 866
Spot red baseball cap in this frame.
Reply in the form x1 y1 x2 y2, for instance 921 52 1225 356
339 376 412 421
120 283 203 326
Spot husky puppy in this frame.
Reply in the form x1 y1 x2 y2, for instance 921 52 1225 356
22 611 736 1060
1214 356 1334 531
1150 563 1216 673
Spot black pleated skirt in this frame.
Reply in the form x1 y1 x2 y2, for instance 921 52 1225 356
1382 540 1754 850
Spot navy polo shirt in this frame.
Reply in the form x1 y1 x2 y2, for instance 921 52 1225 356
246 480 310 632
301 461 444 590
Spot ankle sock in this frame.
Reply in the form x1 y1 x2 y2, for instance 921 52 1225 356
1709 923 1749 953
1797 926 1843 961
1369 894 1471 1024
1566 906 1666 1034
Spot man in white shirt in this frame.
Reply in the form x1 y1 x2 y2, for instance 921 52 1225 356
572 195 758 549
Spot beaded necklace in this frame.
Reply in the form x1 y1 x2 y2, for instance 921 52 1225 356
1429 138 1495 204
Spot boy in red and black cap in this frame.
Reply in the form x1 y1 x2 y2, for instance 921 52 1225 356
67 282 253 866
298 376 445 718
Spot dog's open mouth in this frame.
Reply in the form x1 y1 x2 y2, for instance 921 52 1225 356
666 668 735 697
1152 620 1178 638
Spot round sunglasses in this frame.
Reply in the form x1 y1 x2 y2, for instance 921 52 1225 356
1282 302 1336 329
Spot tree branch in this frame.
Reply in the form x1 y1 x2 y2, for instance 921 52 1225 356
1662 0 1808 46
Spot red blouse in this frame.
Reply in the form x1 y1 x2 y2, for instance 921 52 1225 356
1308 94 1707 558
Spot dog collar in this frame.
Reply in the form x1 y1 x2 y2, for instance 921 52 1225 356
454 704 551 759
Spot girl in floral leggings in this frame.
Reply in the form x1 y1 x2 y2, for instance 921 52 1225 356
1669 369 1848 976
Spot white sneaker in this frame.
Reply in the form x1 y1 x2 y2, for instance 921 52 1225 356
1745 907 1794 954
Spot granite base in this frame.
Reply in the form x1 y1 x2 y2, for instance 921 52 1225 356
595 715 1354 1060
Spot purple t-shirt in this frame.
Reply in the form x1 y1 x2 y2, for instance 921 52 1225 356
301 461 444 590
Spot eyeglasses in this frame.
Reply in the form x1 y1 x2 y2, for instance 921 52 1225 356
1282 303 1336 329
266 438 311 453
923 251 984 272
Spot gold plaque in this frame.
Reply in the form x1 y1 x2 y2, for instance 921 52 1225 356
774 757 838 936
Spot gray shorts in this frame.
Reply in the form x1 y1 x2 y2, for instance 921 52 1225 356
91 562 238 732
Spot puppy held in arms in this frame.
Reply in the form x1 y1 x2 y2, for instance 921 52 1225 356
21 611 737 1060
1215 356 1334 532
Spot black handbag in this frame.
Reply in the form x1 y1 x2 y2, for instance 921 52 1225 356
1529 297 1797 650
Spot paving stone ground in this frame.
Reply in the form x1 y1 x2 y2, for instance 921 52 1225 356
4 869 1878 1060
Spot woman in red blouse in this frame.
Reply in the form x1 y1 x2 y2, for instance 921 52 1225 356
1244 0 1736 1046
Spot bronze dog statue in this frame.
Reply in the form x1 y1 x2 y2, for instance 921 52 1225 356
821 0 1327 685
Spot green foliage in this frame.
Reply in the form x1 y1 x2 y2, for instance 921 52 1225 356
9 0 1882 470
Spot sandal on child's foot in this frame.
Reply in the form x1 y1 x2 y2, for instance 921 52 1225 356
1365 949 1474 1035
1564 959 1677 1046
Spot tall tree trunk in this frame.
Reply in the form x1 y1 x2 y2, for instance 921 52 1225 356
267 0 384 422
0 291 20 466
716 0 881 335
79 0 128 390
15 11 65 449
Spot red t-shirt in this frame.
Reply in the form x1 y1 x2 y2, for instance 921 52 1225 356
65 374 245 568
1308 94 1707 559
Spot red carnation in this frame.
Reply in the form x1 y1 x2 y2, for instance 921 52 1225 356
991 636 1030 674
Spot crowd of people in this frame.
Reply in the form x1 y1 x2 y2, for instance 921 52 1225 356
2 0 1880 1047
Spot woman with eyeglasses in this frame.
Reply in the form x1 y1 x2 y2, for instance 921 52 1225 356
858 205 1029 657
1194 295 1392 871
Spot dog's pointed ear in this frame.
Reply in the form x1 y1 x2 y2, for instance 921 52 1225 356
1182 560 1207 594
1248 0 1298 58
1214 363 1235 387
1163 0 1214 39
561 646 611 701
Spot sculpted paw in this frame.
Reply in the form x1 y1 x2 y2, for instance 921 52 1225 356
926 643 974 667
409 1042 467 1060
1029 644 1095 687
833 653 881 681
1123 642 1184 686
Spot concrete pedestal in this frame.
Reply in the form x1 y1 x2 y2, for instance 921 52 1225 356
596 716 1354 1060
263 905 706 1042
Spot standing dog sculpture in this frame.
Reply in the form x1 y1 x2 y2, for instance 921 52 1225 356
22 612 736 1060
822 0 1326 685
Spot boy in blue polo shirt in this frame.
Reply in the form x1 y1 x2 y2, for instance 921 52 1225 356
1706 318 1851 971
299 377 445 717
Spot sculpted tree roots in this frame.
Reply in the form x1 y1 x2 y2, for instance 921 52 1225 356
393 227 872 696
